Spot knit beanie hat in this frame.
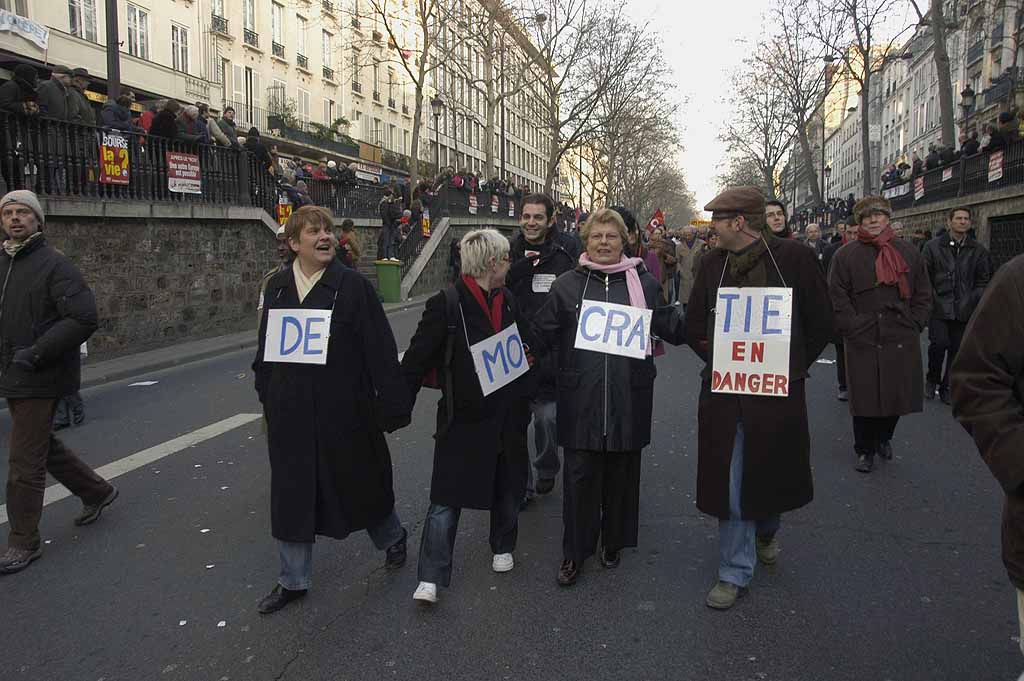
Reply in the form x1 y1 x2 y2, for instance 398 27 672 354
0 190 44 226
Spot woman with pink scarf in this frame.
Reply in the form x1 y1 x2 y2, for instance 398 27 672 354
530 209 685 587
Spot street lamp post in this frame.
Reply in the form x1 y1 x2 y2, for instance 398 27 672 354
430 96 444 176
961 85 976 131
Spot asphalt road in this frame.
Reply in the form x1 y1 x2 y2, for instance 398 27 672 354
1 304 1021 681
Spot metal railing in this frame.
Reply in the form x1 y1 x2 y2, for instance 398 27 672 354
323 66 335 81
297 54 309 70
272 41 285 59
322 0 334 13
373 90 381 102
352 82 363 94
211 14 229 35
388 98 397 109
885 138 1024 212
967 41 984 65
244 29 259 48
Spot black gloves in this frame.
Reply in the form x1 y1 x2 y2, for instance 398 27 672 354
12 347 39 371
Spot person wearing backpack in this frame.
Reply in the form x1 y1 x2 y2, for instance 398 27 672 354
401 229 532 605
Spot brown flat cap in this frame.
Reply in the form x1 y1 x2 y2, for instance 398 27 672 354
51 65 71 75
704 186 766 217
71 67 89 77
852 196 892 225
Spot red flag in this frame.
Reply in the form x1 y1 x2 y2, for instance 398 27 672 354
646 209 664 233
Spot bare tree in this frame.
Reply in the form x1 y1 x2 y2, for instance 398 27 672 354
719 59 796 199
815 0 915 196
907 0 955 148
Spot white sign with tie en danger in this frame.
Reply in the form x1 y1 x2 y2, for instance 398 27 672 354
711 287 792 397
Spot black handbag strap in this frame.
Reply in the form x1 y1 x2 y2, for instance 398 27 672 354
441 284 459 427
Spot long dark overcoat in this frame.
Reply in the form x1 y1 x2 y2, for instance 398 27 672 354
401 279 530 510
828 238 931 418
685 238 833 520
253 259 410 543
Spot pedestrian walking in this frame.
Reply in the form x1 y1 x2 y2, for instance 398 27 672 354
922 207 991 405
822 219 852 401
507 193 581 507
764 199 793 238
950 252 1024 658
401 229 531 605
685 187 832 610
530 209 686 587
829 196 931 473
0 191 116 575
252 206 411 614
256 225 292 323
674 225 705 309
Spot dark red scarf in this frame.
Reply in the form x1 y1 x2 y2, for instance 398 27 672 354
461 274 504 333
857 225 910 299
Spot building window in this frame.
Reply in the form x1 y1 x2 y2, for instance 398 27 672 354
69 0 98 42
298 88 311 121
0 0 27 16
322 30 332 67
297 15 307 55
171 25 189 73
243 0 255 32
272 3 284 45
127 4 149 60
323 98 335 124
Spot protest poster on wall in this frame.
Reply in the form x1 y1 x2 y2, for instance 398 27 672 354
99 132 130 185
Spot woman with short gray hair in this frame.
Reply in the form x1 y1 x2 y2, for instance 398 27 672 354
401 228 532 605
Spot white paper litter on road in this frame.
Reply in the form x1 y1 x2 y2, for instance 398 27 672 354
129 381 159 386
815 359 836 364
200 528 211 533
220 486 229 490
217 621 226 628
0 413 262 526
179 620 187 626
205 564 215 569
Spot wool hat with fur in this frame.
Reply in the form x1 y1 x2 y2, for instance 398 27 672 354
852 196 892 225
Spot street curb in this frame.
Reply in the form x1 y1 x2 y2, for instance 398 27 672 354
80 297 428 390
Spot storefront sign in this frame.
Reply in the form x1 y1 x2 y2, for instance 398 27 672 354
166 152 201 194
98 132 129 185
264 309 332 365
711 287 792 397
469 323 529 396
573 300 652 360
989 150 1004 183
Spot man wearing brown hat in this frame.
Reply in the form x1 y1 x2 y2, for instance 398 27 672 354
35 65 72 122
685 186 833 609
0 190 116 575
67 68 93 125
828 196 931 473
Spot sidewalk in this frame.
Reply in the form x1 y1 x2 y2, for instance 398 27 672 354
81 295 430 389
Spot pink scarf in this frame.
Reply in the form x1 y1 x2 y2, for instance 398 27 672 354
579 253 648 309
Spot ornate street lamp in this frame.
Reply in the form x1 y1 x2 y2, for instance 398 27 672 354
430 96 444 174
960 85 976 130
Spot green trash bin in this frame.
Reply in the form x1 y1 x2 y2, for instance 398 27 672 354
374 259 402 303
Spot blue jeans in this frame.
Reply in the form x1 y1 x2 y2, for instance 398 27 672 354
718 422 780 588
525 399 560 497
417 493 519 587
276 509 404 590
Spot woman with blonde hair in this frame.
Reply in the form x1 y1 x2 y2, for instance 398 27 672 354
531 208 685 586
252 206 412 614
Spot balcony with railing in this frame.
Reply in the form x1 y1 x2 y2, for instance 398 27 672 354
351 17 361 29
211 14 229 35
993 22 1005 44
323 65 335 81
967 40 984 65
388 97 396 109
296 53 309 70
352 82 363 94
272 41 285 59
243 29 259 49
322 0 334 13
373 90 381 102
402 104 409 115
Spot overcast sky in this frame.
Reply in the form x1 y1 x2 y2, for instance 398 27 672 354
623 0 774 219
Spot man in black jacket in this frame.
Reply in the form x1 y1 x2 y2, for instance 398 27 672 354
0 191 116 575
507 193 581 504
922 206 992 404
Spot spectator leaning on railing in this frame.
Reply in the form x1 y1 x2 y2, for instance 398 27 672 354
98 91 141 133
149 100 181 140
217 106 241 147
67 68 92 126
0 64 39 117
35 65 71 123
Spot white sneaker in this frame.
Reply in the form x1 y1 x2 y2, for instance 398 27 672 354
413 581 438 603
492 553 514 573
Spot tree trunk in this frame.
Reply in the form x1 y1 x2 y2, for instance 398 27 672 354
409 59 428 194
763 168 777 199
482 17 497 179
796 123 821 205
932 2 956 148
859 75 872 197
544 113 560 195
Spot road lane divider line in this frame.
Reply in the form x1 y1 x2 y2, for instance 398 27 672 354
0 412 262 526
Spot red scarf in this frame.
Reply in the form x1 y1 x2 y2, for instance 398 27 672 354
461 275 504 333
857 225 910 299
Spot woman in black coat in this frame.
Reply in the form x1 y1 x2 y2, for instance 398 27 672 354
252 206 412 615
401 229 531 605
530 209 685 586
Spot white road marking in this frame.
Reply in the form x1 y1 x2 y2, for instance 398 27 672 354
0 413 262 526
129 381 160 387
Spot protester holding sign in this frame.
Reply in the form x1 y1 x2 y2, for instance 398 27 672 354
252 206 412 615
530 209 685 588
829 196 931 474
401 229 532 605
507 193 581 507
685 187 832 610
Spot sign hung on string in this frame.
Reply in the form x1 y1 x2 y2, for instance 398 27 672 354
469 323 529 396
914 177 924 200
942 167 953 183
491 194 499 213
264 309 332 365
98 132 129 185
468 193 478 214
989 151 1004 183
711 287 792 397
166 151 201 194
573 300 652 360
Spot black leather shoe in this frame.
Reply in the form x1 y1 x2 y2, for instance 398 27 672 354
599 548 620 569
855 454 874 473
535 478 556 495
939 387 951 405
384 528 407 570
557 560 579 586
258 584 307 614
924 381 937 400
878 441 893 461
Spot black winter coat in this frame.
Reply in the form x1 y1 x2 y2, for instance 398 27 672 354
507 229 581 400
0 235 97 399
922 235 992 322
530 266 686 452
35 79 70 122
401 279 530 509
253 259 411 542
0 77 36 115
149 110 179 140
245 137 274 171
98 101 136 132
